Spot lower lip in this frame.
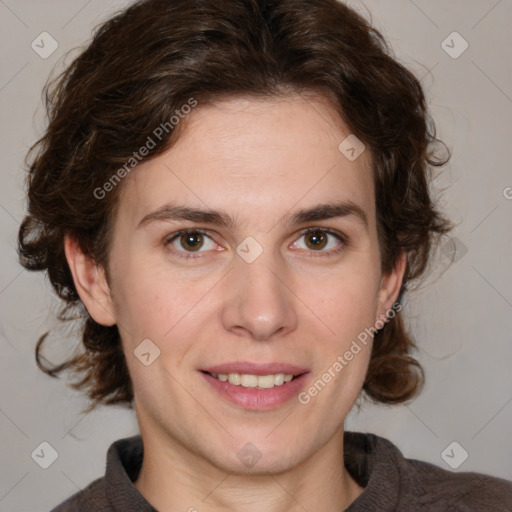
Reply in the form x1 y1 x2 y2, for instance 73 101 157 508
200 372 309 410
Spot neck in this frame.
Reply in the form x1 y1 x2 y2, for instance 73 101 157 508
133 426 364 512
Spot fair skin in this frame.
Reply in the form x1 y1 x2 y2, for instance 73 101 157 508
65 94 406 512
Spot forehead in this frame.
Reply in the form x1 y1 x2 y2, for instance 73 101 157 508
117 94 375 230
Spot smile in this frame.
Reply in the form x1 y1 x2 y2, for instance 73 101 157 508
200 370 310 410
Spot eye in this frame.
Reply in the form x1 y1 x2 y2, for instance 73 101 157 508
164 229 218 258
163 227 347 260
291 228 347 256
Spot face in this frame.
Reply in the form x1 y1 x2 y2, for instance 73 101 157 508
69 94 404 475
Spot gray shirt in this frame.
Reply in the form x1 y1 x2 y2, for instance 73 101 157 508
50 431 512 511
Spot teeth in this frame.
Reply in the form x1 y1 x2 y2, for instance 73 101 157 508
213 373 296 389
228 373 240 386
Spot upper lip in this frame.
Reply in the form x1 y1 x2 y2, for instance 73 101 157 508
201 361 309 376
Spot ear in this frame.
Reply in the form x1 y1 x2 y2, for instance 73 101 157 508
376 251 407 320
64 235 116 326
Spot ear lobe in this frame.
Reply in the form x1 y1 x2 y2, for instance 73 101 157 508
376 251 407 318
64 235 116 326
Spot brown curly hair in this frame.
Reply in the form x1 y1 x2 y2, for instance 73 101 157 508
18 0 453 412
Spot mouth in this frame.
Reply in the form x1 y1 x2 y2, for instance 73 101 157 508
198 362 310 410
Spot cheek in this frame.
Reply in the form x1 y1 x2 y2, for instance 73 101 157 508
110 258 216 350
302 265 380 401
306 262 381 344
109 263 176 344
111 272 198 394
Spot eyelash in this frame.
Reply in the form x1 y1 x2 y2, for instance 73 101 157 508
163 227 348 260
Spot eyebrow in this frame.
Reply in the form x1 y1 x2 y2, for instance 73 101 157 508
137 200 369 231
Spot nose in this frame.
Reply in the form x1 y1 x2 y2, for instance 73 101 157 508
220 251 298 341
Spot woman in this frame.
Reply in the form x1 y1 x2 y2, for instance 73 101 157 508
18 0 512 510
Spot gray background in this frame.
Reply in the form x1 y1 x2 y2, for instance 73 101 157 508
1 0 511 510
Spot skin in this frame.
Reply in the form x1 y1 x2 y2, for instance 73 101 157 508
65 94 406 512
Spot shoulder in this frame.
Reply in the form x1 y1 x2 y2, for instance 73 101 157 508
344 431 512 511
48 435 154 512
408 456 512 511
49 477 109 512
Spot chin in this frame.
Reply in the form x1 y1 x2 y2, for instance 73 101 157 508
221 450 301 476
207 435 307 476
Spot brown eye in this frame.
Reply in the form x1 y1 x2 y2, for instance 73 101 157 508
304 230 328 250
291 228 347 257
164 229 218 259
180 232 204 251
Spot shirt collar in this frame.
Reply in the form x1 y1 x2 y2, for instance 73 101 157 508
105 435 157 511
